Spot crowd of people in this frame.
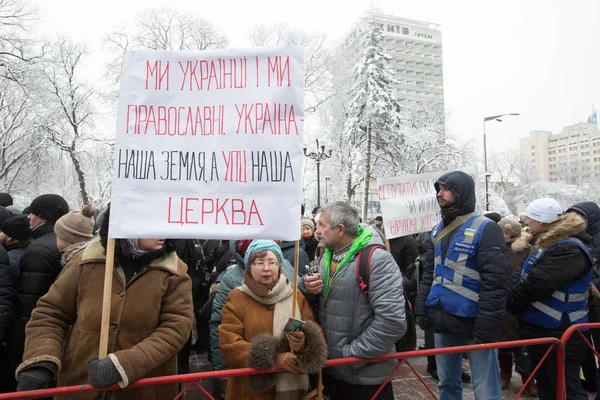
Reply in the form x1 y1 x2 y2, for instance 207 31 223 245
1 170 600 399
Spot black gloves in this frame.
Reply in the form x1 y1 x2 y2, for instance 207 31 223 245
16 361 57 392
88 356 122 388
416 316 432 331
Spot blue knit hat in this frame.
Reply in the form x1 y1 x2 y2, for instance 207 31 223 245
244 240 284 268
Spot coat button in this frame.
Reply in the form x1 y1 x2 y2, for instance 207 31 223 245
117 290 125 297
266 305 274 311
110 321 118 329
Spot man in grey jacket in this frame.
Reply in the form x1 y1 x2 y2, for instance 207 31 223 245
301 201 406 400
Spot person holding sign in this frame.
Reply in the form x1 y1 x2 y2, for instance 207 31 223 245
414 171 510 400
219 240 327 400
301 201 406 400
14 205 193 398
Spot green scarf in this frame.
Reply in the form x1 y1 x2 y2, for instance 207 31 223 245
323 226 373 299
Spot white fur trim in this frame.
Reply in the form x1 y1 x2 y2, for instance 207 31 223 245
108 353 129 388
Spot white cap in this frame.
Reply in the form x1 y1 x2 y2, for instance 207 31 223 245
525 198 562 223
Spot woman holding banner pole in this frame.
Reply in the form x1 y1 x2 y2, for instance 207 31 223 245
14 205 193 399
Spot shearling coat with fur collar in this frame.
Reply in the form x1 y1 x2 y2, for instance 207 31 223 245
219 276 326 400
17 239 193 400
508 212 593 340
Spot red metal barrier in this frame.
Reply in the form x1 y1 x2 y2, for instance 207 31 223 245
0 336 565 400
555 322 600 400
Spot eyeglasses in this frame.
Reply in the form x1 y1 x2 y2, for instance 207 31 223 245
252 261 279 269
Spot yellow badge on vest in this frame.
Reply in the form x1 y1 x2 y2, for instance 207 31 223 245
464 228 476 237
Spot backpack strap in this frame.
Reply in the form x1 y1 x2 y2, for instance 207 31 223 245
356 244 386 298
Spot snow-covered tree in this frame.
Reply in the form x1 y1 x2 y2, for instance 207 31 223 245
343 18 402 221
103 8 228 90
0 78 46 191
37 36 112 205
513 180 599 212
0 0 43 83
372 100 471 177
248 22 334 115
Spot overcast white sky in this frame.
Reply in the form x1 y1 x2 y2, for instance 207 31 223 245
33 0 600 152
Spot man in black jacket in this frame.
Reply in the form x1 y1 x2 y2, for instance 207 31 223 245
0 215 32 270
3 194 68 392
566 201 600 392
509 198 593 400
0 244 13 393
415 171 510 399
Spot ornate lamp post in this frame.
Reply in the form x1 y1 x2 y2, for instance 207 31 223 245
303 139 332 207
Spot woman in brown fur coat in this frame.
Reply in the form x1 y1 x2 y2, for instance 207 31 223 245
14 205 193 400
219 240 327 400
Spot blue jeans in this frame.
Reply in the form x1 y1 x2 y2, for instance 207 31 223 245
434 333 502 400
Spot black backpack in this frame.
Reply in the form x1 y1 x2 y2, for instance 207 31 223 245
356 244 417 352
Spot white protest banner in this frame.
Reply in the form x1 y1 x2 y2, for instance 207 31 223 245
377 169 477 239
109 46 304 240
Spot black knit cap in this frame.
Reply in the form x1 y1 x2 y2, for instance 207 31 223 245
1 215 31 240
0 193 13 207
29 194 69 224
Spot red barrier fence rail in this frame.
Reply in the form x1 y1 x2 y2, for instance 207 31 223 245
0 335 575 400
555 322 600 400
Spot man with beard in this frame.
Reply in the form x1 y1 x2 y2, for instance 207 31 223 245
415 171 510 400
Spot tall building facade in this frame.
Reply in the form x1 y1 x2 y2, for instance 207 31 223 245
519 122 600 181
338 11 445 108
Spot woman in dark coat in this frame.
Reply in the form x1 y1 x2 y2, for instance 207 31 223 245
498 218 537 396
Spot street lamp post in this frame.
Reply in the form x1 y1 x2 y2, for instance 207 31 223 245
324 176 331 203
303 140 332 207
483 113 519 211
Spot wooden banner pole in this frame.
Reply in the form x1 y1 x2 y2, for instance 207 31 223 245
99 238 116 358
291 240 300 319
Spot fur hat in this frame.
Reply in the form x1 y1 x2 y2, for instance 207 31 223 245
526 198 562 224
498 218 522 242
0 193 13 207
54 204 96 244
301 219 315 231
1 215 31 240
29 194 69 223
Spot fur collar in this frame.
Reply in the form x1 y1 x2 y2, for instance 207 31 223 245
533 212 587 248
81 238 180 275
511 232 533 253
61 241 89 266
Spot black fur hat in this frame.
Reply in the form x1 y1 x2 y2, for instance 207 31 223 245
0 193 13 207
29 194 69 223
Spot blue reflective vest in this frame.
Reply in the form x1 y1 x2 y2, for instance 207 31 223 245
520 238 593 329
426 215 490 318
